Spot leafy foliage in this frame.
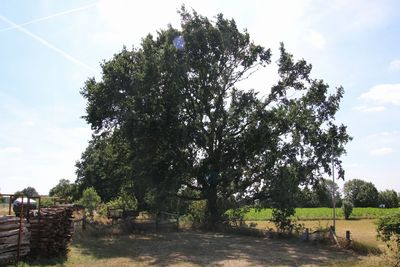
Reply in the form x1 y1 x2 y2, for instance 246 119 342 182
344 179 379 207
225 206 250 227
75 134 132 203
49 179 78 202
342 200 353 220
79 187 101 217
296 179 341 208
376 212 400 242
78 7 350 227
14 187 39 197
378 190 399 208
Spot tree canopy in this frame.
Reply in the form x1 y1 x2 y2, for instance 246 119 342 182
49 179 78 202
14 187 39 198
378 190 399 208
77 7 351 226
343 179 379 207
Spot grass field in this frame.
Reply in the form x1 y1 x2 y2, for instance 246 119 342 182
244 207 400 220
242 207 400 249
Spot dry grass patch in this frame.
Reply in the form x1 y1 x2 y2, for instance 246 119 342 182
16 228 360 266
246 219 383 249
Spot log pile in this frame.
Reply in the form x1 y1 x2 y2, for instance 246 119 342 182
29 206 74 258
0 216 30 263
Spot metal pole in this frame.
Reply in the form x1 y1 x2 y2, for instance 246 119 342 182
8 195 12 215
17 196 24 262
331 140 336 232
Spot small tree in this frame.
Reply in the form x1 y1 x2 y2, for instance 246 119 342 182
79 187 101 218
342 200 353 220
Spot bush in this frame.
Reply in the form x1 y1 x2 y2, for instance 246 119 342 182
40 197 55 207
271 207 295 233
187 200 207 227
342 200 353 220
225 206 250 227
79 187 101 218
381 234 400 266
376 212 400 242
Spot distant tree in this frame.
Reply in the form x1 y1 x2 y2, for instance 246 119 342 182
23 187 39 197
49 179 78 202
14 187 39 198
315 179 342 207
378 190 399 208
343 179 379 207
398 192 400 206
296 179 341 208
79 187 101 218
296 187 319 208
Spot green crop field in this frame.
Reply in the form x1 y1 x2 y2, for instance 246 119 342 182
243 207 400 221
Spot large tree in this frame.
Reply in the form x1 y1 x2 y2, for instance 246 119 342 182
79 7 350 226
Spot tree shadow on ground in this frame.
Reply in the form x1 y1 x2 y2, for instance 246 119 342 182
72 229 359 266
20 255 68 266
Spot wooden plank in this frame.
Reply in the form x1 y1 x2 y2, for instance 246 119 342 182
0 228 29 238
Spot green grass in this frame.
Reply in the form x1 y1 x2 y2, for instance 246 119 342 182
244 207 400 220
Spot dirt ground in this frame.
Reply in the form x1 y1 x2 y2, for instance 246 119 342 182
68 230 360 267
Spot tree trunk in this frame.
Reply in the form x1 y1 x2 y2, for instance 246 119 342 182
205 186 219 229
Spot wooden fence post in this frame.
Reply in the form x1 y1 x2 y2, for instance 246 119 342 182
345 230 351 246
82 210 87 230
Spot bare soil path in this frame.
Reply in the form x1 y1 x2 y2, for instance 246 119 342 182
68 230 359 267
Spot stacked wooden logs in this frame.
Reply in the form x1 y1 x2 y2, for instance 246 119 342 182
0 216 30 263
29 206 74 258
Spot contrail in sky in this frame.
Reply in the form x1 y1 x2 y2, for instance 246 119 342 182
0 15 96 72
0 3 97 32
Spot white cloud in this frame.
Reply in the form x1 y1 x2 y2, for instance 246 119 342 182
352 105 386 112
389 59 400 72
360 83 400 105
0 147 22 154
369 147 394 156
303 29 326 49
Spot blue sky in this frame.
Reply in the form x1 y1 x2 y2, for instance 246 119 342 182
0 0 399 195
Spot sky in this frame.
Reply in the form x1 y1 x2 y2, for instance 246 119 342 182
0 0 399 195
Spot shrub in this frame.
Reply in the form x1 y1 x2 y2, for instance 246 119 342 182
376 212 400 242
40 197 55 207
225 206 250 227
381 234 400 266
271 207 295 233
79 187 101 218
187 200 207 227
342 200 353 220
